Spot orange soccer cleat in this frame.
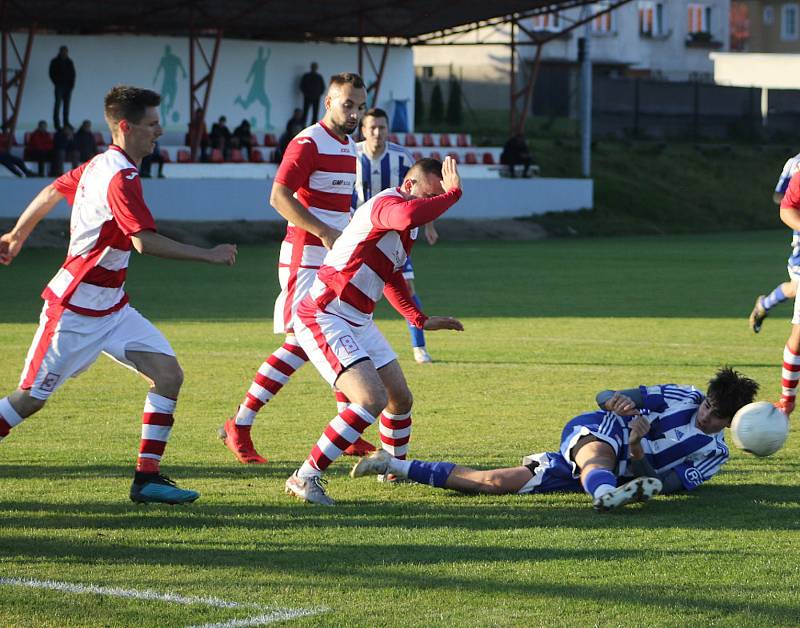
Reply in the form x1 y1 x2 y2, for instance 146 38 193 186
218 418 268 464
774 398 795 418
341 437 377 457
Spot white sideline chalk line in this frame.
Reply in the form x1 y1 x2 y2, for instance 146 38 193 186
0 577 326 626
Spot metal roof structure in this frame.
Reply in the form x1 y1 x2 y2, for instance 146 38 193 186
2 1 596 41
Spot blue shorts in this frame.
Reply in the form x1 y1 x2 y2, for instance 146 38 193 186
517 411 631 494
402 255 415 280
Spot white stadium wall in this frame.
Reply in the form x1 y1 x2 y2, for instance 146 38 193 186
15 33 414 134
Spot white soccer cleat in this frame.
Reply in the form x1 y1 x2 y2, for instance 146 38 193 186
284 471 335 506
592 477 662 512
350 449 391 478
413 347 433 364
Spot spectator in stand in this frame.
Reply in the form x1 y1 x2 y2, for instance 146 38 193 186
0 148 34 177
210 115 233 161
49 46 76 130
187 108 209 162
500 133 535 178
299 62 326 125
141 141 165 178
27 120 55 177
75 120 99 163
276 108 305 162
52 123 79 175
233 119 254 161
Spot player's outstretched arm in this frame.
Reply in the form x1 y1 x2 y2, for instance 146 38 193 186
0 184 65 266
131 230 237 265
270 182 340 249
423 316 464 332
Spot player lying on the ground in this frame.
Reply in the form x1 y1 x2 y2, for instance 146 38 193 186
285 157 464 505
0 86 237 505
351 367 759 511
749 151 800 333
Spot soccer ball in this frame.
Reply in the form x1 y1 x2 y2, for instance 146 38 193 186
730 401 789 457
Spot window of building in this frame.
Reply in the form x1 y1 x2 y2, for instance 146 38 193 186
763 5 774 25
530 11 560 32
782 4 799 39
639 1 667 36
591 2 616 34
688 3 712 34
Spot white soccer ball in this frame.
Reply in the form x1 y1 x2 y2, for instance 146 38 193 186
730 401 789 457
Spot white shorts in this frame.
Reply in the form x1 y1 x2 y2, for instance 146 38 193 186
294 296 397 386
19 302 175 400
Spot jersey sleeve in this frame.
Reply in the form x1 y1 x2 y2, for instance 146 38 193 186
776 157 798 194
52 161 90 204
671 446 729 491
106 170 157 236
400 148 415 179
384 271 427 328
275 136 318 191
781 171 800 210
637 384 703 412
371 188 462 231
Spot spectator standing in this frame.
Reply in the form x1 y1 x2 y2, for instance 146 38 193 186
75 120 99 163
53 124 79 175
233 120 254 161
27 121 55 177
299 62 325 125
187 108 209 162
49 46 76 130
210 116 232 160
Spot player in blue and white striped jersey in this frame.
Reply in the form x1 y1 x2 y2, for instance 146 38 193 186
351 368 759 512
353 108 439 364
749 152 800 332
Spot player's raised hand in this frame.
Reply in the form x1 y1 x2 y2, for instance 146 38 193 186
604 392 639 416
0 231 22 266
208 243 238 266
441 156 461 193
423 316 464 332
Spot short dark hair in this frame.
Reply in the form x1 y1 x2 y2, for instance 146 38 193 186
706 367 759 422
362 108 389 127
406 158 443 181
104 86 161 124
329 72 365 90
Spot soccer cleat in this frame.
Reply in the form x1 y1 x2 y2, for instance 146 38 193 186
377 473 411 483
350 448 392 478
285 472 335 506
749 295 767 333
218 418 268 464
592 477 662 512
774 398 795 417
341 436 377 457
130 473 200 505
413 347 433 364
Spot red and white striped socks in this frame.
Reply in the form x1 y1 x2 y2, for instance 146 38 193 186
379 411 412 459
780 344 800 411
234 336 308 426
0 397 24 442
136 392 176 474
299 404 376 476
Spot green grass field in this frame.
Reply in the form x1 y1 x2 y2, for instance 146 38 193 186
1 233 799 626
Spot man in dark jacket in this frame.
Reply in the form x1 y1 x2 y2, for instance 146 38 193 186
49 46 76 130
299 62 326 125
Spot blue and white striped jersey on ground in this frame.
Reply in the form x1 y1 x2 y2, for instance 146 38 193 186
636 384 729 491
774 153 800 270
352 141 415 209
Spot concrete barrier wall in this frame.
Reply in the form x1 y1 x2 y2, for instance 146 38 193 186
0 177 592 222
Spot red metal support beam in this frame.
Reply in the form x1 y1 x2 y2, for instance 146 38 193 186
1 25 33 136
188 22 222 160
361 37 391 107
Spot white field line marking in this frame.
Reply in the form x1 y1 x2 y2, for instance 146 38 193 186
0 577 326 626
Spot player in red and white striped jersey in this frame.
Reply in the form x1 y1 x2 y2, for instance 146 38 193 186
219 73 376 463
285 157 464 505
0 86 237 504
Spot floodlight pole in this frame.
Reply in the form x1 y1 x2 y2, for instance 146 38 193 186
579 10 592 178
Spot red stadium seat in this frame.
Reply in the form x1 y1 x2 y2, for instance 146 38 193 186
438 134 452 147
229 148 245 163
482 152 496 165
422 133 434 147
250 148 264 163
388 133 399 144
250 133 260 146
412 151 423 161
177 149 192 163
210 148 224 163
0 133 11 152
94 132 107 147
446 152 460 164
160 149 172 163
457 133 469 147
464 152 478 164
430 151 442 161
263 133 278 147
404 133 417 147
